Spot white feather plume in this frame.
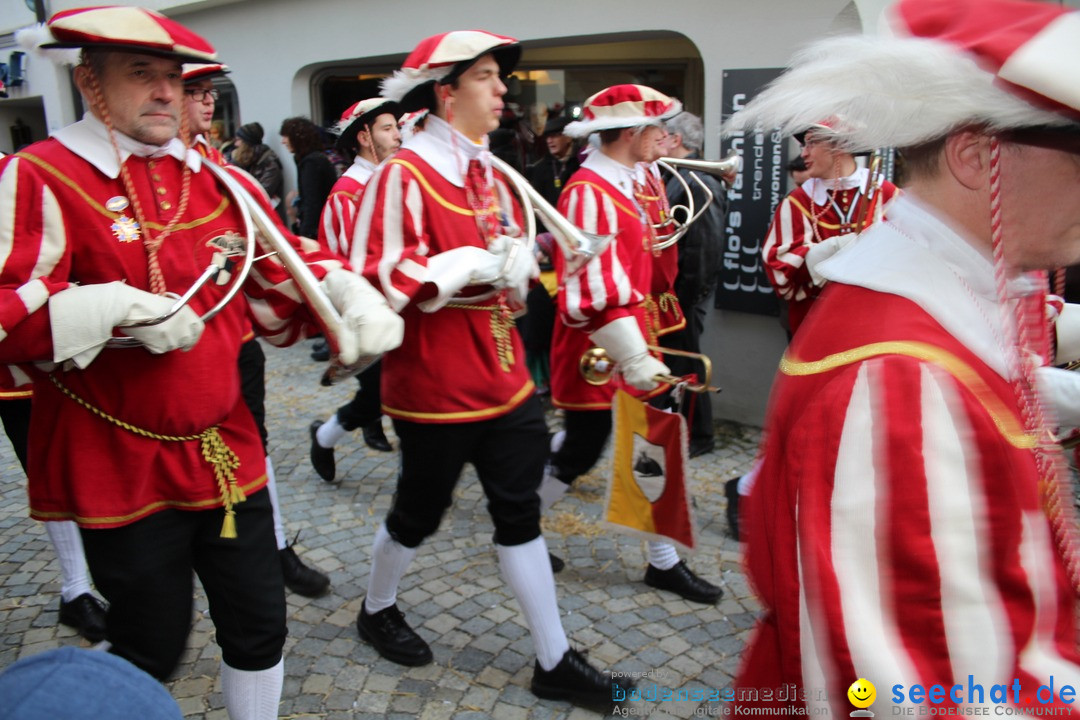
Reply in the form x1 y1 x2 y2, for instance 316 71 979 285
380 66 451 104
15 23 82 66
723 34 1071 151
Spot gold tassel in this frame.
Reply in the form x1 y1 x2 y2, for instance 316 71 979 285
230 484 246 504
220 510 238 539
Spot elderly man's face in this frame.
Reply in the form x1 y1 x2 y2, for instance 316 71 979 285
81 52 183 146
546 133 572 158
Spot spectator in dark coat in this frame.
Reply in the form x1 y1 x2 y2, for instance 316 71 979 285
279 117 338 238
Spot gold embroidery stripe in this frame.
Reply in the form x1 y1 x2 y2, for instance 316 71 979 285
780 340 1035 449
388 158 473 216
15 151 230 230
787 195 843 231
384 380 535 421
563 181 640 220
0 389 32 399
30 475 267 525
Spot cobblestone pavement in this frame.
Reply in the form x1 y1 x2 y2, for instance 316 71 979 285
0 340 762 719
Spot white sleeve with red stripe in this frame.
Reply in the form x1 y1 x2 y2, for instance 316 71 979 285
795 357 1080 712
762 196 814 302
319 189 360 260
557 182 640 332
350 162 432 313
0 156 73 362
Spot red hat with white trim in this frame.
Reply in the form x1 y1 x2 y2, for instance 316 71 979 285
381 30 520 113
334 97 402 152
724 0 1080 152
33 5 216 63
182 62 229 83
563 85 682 139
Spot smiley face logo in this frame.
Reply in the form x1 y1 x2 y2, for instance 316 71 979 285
848 678 876 709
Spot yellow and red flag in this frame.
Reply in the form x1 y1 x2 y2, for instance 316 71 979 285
605 389 697 552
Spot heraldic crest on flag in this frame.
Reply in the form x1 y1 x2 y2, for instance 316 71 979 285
605 389 697 552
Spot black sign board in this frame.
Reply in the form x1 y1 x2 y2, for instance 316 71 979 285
716 68 787 316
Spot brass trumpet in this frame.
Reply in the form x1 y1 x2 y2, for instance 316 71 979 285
651 151 741 251
579 345 721 394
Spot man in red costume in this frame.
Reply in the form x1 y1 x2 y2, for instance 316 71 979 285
1 8 401 718
350 30 624 711
309 97 402 481
541 84 722 604
762 119 898 337
725 0 1080 713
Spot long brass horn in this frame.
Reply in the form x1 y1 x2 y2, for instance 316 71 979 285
579 345 721 394
650 151 740 252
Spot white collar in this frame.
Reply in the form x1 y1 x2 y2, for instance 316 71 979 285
400 115 488 187
343 155 378 185
803 167 869 205
52 113 201 179
818 193 1037 379
581 150 638 204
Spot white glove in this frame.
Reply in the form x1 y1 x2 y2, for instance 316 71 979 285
49 281 205 368
588 316 670 391
1055 302 1080 366
321 269 404 364
488 235 540 304
806 232 857 287
417 245 502 312
1037 366 1080 428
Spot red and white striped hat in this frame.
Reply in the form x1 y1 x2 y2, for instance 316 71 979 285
37 5 217 63
182 63 229 84
381 30 520 112
563 85 682 139
334 97 402 137
724 0 1079 152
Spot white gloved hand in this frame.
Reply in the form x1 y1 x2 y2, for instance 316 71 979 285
487 234 539 304
49 281 205 368
321 269 404 364
1037 366 1080 428
588 316 670 391
416 245 502 312
1054 302 1080 366
805 232 857 287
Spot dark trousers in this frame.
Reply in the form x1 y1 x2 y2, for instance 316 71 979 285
337 361 382 431
80 488 287 680
658 299 714 443
550 409 613 485
387 397 548 548
0 397 31 472
237 339 268 452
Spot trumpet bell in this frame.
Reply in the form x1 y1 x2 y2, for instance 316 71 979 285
580 347 616 386
578 345 721 394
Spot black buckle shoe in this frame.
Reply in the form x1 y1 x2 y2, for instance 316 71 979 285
311 340 330 362
644 561 723 604
357 601 433 666
725 478 741 541
531 648 626 712
59 593 108 642
280 543 330 597
309 420 337 483
362 421 393 452
549 552 565 574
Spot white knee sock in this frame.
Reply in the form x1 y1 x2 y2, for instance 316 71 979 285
46 520 92 601
496 537 570 672
549 430 566 454
316 414 347 448
263 457 287 550
647 541 680 570
221 658 283 720
738 458 762 496
364 524 417 614
537 473 570 511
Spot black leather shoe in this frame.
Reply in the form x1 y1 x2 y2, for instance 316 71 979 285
309 420 337 483
644 561 723 604
362 421 393 452
725 478 741 541
59 593 108 642
531 648 626 712
549 552 565 574
688 438 715 458
310 340 330 362
280 545 330 597
357 601 433 666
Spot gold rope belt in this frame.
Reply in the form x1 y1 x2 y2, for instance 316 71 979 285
657 291 683 322
48 374 245 538
445 301 516 372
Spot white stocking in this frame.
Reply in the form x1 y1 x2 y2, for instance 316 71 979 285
497 536 570 671
46 520 92 601
364 524 417 614
221 658 283 720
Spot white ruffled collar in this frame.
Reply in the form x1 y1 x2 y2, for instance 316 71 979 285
399 115 489 188
52 113 201 179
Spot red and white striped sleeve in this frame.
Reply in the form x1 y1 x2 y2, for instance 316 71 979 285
762 195 814 302
787 356 1080 714
349 162 431 313
318 187 361 261
0 155 74 363
555 182 641 332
